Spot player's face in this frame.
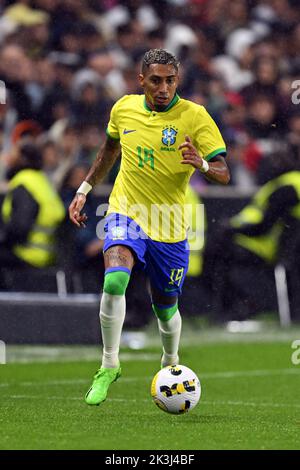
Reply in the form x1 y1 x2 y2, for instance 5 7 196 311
139 64 179 110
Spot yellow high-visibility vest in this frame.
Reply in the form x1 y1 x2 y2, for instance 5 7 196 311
2 169 65 267
230 171 300 264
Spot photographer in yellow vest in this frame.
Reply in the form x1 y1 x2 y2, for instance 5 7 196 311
210 149 300 322
0 142 65 285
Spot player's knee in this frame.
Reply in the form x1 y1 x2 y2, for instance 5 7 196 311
152 303 178 322
103 270 130 295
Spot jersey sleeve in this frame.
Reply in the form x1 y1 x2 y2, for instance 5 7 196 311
193 107 227 161
106 100 120 140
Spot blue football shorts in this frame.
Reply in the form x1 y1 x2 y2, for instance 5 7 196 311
102 213 189 296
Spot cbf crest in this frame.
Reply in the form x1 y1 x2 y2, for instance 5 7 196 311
162 126 178 147
111 226 126 240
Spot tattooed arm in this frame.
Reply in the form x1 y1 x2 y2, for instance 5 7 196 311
85 136 120 187
69 136 120 227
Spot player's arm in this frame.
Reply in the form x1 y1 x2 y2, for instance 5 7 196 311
179 135 230 185
85 136 120 187
69 136 120 227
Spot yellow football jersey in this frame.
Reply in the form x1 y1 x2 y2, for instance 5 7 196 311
106 94 226 242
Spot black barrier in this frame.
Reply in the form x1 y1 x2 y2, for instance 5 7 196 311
0 293 101 344
1 193 297 342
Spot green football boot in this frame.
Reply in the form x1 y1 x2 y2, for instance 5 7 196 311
85 365 121 406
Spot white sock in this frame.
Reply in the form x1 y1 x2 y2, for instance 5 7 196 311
100 292 126 368
157 309 182 367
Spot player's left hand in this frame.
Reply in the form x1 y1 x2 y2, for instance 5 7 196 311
69 193 88 228
179 135 205 169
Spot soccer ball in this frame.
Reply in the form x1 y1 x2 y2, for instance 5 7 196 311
151 365 201 414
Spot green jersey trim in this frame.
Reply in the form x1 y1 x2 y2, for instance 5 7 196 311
143 93 180 112
205 147 227 161
106 128 120 140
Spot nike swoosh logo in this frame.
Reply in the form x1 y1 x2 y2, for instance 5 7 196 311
123 129 136 134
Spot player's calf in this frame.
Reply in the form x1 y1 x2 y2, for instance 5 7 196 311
153 303 182 367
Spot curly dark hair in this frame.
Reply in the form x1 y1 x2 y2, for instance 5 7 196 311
19 142 42 170
142 49 179 73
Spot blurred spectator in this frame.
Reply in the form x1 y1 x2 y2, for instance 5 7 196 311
245 95 279 139
88 50 127 100
0 0 299 190
225 135 256 189
289 23 300 74
78 23 106 59
146 27 166 51
114 22 146 62
0 141 65 288
10 119 42 144
77 124 102 164
221 92 246 136
26 58 56 114
287 109 300 146
180 43 214 97
40 138 62 182
71 79 112 128
243 95 283 181
0 44 33 121
44 123 81 189
0 92 17 157
212 28 256 91
60 162 105 291
241 56 280 105
37 51 80 129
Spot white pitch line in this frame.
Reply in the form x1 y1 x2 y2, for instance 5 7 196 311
200 368 300 379
2 395 300 410
201 400 300 409
0 376 145 388
0 376 147 388
0 368 299 389
6 395 147 402
5 352 158 364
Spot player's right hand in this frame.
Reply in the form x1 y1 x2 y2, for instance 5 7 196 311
69 193 88 228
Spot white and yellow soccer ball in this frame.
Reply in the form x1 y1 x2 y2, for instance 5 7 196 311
151 365 201 414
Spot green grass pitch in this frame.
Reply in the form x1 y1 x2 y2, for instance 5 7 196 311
0 328 300 450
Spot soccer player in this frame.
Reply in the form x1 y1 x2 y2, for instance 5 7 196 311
69 49 230 405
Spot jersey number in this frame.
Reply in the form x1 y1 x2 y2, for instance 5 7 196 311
137 146 154 170
169 268 184 287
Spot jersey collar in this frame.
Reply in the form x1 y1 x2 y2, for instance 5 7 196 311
143 93 180 112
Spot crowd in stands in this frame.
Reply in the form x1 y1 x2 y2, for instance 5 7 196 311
0 0 299 190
